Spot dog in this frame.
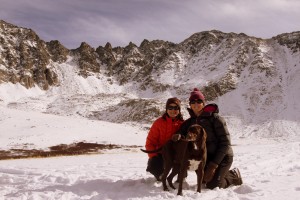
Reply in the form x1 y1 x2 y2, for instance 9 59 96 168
141 124 207 195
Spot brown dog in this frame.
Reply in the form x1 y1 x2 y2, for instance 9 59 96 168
141 124 207 195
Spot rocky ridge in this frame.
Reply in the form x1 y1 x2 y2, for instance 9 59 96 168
0 19 299 125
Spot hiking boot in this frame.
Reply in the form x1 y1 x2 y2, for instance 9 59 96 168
231 168 243 185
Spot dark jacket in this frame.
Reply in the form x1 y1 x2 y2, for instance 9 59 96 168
177 104 233 165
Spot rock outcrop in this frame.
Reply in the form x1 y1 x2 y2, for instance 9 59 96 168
0 20 59 89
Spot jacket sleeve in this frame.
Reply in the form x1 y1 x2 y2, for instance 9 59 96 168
145 119 161 158
211 114 232 165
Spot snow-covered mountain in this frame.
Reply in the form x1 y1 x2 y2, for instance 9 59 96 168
0 19 300 130
1 19 300 200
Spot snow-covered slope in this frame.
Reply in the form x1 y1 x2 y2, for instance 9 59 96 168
0 105 299 199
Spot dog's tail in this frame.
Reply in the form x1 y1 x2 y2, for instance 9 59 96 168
140 147 162 153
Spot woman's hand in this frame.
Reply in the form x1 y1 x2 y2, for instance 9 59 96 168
203 162 218 182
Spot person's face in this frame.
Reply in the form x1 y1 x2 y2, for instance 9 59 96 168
166 103 180 119
190 99 204 114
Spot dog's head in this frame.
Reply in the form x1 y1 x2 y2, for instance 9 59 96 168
185 124 207 143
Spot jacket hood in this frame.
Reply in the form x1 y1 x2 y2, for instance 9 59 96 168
187 103 219 117
203 103 219 113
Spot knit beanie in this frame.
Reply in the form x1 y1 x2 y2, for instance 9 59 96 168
189 88 205 101
166 97 181 111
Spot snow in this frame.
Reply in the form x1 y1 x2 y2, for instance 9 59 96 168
0 83 45 103
1 104 300 199
0 36 300 199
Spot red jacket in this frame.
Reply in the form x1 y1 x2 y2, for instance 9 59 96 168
145 115 183 158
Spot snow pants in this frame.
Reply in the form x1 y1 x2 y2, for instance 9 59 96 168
206 155 240 189
146 154 163 180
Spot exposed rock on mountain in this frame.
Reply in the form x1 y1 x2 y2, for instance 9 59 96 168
0 20 59 89
46 40 69 63
88 99 163 124
96 42 117 73
273 31 300 53
72 42 100 77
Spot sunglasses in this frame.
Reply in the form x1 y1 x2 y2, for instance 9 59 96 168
167 106 179 110
190 99 203 104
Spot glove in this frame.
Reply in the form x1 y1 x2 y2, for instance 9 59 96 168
203 162 218 182
171 134 181 142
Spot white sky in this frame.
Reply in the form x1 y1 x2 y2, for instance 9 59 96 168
0 0 299 49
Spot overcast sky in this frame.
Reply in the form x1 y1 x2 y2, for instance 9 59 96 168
1 0 299 49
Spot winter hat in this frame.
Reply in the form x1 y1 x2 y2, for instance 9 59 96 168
189 88 205 102
166 97 181 111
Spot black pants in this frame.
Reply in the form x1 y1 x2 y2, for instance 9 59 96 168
206 156 239 189
146 154 164 180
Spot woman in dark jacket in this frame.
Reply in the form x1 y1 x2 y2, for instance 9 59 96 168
175 88 243 189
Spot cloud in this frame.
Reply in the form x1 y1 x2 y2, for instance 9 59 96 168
0 0 299 49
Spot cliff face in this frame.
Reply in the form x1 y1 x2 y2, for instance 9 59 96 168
1 19 299 124
0 20 60 89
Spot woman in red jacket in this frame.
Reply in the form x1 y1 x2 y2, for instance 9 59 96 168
145 97 184 181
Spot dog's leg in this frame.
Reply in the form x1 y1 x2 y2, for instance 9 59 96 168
161 164 172 191
167 165 179 189
161 141 175 191
177 168 187 196
196 162 204 193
